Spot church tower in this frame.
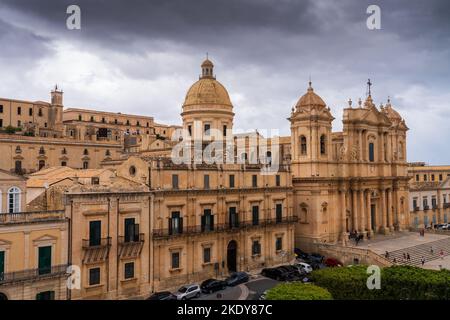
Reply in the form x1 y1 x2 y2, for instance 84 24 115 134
289 82 335 178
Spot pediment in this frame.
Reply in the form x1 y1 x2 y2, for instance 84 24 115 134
33 234 58 243
360 107 392 126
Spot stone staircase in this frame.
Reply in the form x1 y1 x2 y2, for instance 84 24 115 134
387 237 450 266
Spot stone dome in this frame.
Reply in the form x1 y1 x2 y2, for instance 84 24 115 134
295 82 326 109
382 99 402 122
183 59 232 107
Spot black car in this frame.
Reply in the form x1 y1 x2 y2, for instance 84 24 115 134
147 291 177 300
308 253 325 264
276 266 302 280
294 248 309 260
226 272 249 286
200 279 227 294
310 261 327 270
261 267 289 281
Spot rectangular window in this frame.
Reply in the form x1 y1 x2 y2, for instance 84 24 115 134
439 174 443 181
124 218 137 242
369 143 375 162
424 175 427 181
423 198 428 209
0 105 3 113
38 246 52 275
252 205 259 225
276 203 283 223
36 291 55 300
201 209 214 232
275 175 281 187
229 207 238 228
252 240 261 255
431 174 435 181
89 221 101 246
415 174 419 182
0 119 2 128
204 124 210 136
169 212 182 235
91 177 100 185
275 237 283 251
17 120 21 127
0 251 4 279
223 125 227 137
229 175 235 188
203 247 211 264
413 198 418 209
252 175 257 188
124 262 134 279
432 198 437 208
204 174 210 189
29 108 33 116
172 174 179 189
171 252 180 269
17 106 21 115
188 125 192 136
89 268 101 286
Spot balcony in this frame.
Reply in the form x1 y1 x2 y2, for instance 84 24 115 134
444 203 450 209
0 210 65 225
118 233 145 259
432 204 438 210
152 216 298 239
423 205 430 211
0 264 69 286
413 207 420 212
82 237 112 264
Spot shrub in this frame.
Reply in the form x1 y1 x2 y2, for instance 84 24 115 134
265 282 333 300
310 265 450 300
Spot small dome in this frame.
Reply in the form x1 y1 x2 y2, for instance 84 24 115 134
201 58 214 68
183 78 232 107
382 99 402 122
295 82 326 109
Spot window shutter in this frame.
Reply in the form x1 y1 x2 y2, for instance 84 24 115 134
201 215 205 232
211 215 214 231
179 217 183 234
134 224 140 241
168 218 173 235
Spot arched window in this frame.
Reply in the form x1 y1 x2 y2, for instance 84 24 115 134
83 149 89 156
39 147 45 155
320 135 326 155
38 160 45 170
8 187 21 213
369 142 375 162
301 207 308 223
62 148 67 155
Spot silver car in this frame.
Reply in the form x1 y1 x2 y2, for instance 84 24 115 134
175 284 201 300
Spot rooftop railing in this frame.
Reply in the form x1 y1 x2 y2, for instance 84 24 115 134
0 210 65 225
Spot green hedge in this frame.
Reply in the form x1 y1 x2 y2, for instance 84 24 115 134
310 265 450 300
266 282 333 300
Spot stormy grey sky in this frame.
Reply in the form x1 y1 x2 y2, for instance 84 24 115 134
0 0 449 164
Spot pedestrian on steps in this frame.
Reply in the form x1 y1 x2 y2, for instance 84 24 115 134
430 246 434 255
440 249 444 260
407 253 411 262
421 256 425 266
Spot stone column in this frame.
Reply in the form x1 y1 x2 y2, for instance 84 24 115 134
366 190 372 235
380 132 385 162
340 188 347 243
352 189 358 232
359 189 366 233
387 189 394 231
358 130 363 162
381 188 388 233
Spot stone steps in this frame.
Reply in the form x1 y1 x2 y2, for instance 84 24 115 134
386 237 450 266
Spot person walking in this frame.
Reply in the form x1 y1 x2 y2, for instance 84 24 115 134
403 252 407 261
440 249 444 260
407 253 411 262
385 251 389 259
421 256 426 266
430 246 434 255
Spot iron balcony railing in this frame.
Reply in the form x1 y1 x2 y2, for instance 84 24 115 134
82 237 112 249
0 210 65 225
413 206 420 212
424 205 430 211
444 203 450 209
0 264 69 285
152 216 298 239
118 233 145 244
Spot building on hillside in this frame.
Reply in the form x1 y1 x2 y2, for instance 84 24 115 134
0 169 69 300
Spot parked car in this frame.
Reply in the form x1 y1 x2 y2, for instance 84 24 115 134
275 266 302 281
147 291 177 300
226 272 249 286
200 279 227 294
324 258 343 267
295 262 313 274
308 253 325 264
294 248 309 260
261 267 291 281
310 261 327 270
434 223 446 230
174 284 201 300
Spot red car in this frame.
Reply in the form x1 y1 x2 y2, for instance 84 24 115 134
324 258 343 267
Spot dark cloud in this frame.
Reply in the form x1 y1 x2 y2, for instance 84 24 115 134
0 0 449 163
